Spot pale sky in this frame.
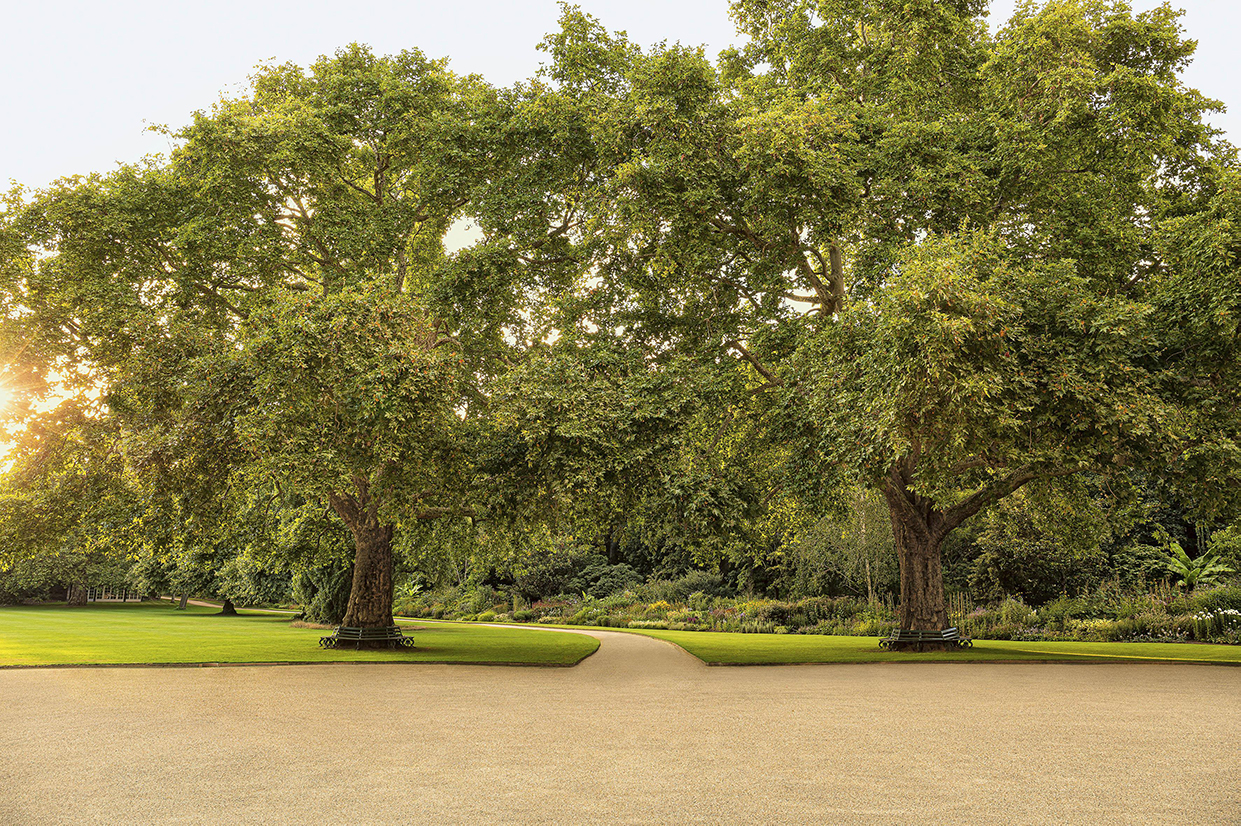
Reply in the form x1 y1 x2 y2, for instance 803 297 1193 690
1 1 1236 191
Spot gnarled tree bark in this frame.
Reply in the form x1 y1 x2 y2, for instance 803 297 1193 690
329 477 396 644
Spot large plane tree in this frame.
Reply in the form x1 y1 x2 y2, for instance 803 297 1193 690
531 0 1239 645
0 45 591 636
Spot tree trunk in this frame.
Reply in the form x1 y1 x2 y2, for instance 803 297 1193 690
329 480 396 643
177 593 190 610
827 241 845 314
865 557 875 607
340 518 395 634
218 599 237 616
67 583 88 606
604 527 621 565
884 466 952 651
891 515 948 636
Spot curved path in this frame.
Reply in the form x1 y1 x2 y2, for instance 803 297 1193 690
1 629 1238 824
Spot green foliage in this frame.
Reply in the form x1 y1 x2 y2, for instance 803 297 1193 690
803 233 1169 501
2 4 1239 632
1109 542 1174 589
292 563 354 626
215 555 292 608
0 402 139 600
1162 541 1234 591
1208 525 1241 571
236 287 465 523
782 488 897 600
968 489 1111 604
646 569 732 603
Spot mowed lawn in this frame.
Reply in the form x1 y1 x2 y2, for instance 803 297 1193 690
0 603 598 667
628 628 1241 665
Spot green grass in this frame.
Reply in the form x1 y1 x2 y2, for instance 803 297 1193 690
622 628 1241 665
16 602 1231 668
0 602 598 667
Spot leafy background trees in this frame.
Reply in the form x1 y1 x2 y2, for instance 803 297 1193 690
1 1 1238 647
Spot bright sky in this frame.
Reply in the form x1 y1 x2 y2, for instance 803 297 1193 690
1 1 1236 191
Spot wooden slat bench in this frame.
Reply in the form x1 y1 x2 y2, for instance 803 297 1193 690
319 625 414 650
879 627 973 649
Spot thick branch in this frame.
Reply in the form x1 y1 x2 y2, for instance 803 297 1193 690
940 465 1077 533
326 489 362 529
882 467 933 547
192 282 248 320
796 253 834 310
339 175 381 204
947 457 991 477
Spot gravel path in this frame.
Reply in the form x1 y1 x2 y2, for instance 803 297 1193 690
1 629 1238 824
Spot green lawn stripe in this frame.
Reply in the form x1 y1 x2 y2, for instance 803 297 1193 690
0 603 598 667
596 627 1241 665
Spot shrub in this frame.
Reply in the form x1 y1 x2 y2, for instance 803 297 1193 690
1209 525 1241 571
969 498 1109 604
583 563 643 599
1037 595 1095 631
851 617 898 637
292 563 352 625
666 609 704 626
1110 543 1174 589
514 551 589 602
754 601 797 626
1108 612 1186 642
644 569 731 604
999 596 1037 627
1066 618 1117 641
465 586 498 615
1188 584 1241 614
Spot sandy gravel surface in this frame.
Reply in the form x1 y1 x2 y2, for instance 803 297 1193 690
1 629 1238 825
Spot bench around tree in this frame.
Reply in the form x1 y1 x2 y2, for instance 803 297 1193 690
319 625 414 649
879 627 973 649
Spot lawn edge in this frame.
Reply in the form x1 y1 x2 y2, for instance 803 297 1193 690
0 659 586 670
421 619 1241 667
698 658 1241 667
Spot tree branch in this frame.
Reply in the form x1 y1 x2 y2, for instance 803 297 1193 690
941 464 1077 533
726 339 782 386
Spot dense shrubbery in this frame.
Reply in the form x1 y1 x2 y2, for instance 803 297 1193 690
292 563 353 625
393 561 1241 644
951 583 1241 643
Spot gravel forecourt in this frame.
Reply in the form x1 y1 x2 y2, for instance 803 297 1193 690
1 628 1238 825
